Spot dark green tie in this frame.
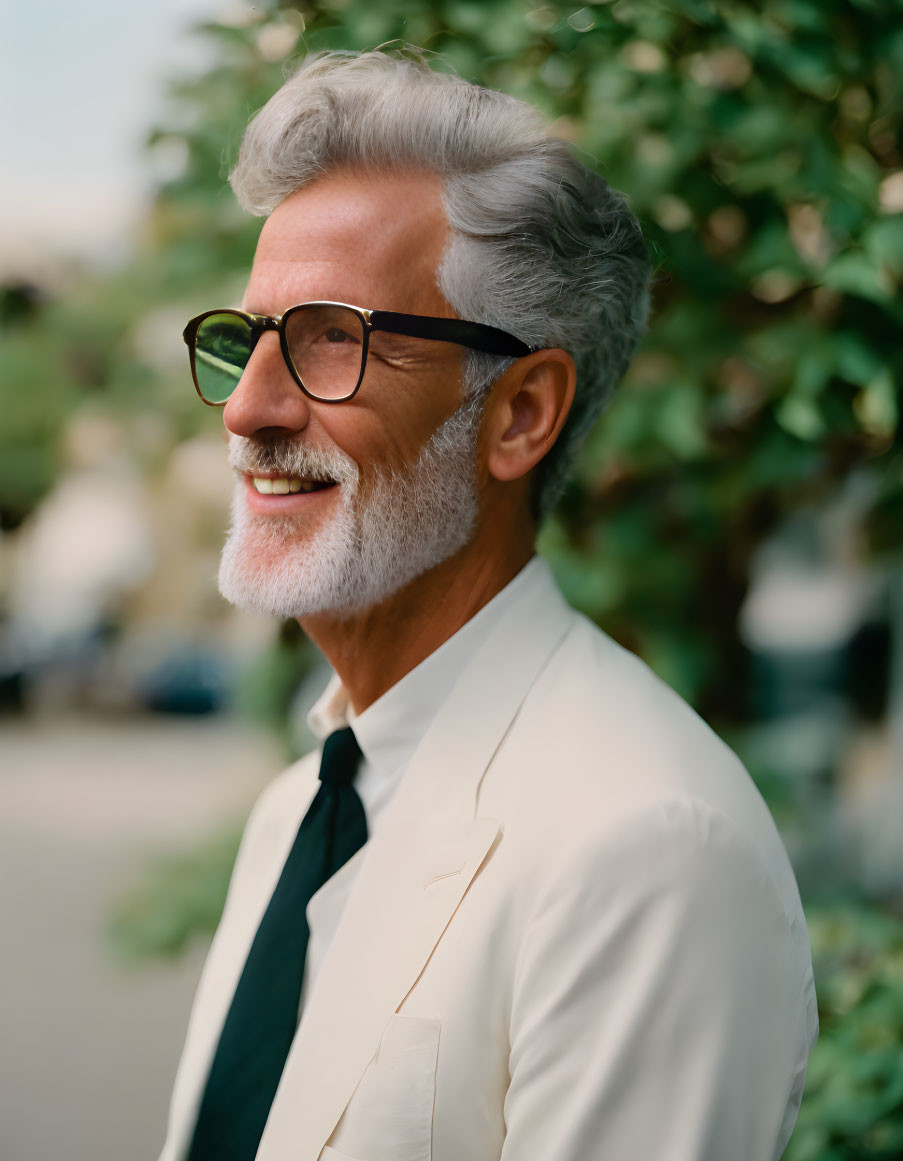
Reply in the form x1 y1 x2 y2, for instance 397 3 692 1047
186 726 366 1161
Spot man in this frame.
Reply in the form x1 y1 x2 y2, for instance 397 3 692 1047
161 50 817 1161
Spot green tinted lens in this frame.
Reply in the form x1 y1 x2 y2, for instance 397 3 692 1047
194 313 254 403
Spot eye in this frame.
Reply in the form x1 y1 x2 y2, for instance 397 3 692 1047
324 326 354 344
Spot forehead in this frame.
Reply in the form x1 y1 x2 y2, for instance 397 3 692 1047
246 169 452 316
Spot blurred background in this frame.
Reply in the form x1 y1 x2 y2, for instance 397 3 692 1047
1 1 901 1158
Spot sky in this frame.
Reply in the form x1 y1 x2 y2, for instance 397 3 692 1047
1 0 228 278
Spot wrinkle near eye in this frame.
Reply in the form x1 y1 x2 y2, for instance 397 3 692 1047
369 334 462 372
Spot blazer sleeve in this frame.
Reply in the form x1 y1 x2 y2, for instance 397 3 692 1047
500 797 816 1161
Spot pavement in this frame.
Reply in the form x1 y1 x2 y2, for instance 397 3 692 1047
0 711 283 1161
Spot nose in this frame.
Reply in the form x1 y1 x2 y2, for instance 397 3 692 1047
222 331 312 439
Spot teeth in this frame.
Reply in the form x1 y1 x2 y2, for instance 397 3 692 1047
251 476 325 495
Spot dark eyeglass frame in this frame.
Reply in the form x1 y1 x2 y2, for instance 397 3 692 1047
182 300 536 406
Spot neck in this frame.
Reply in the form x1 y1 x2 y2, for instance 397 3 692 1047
300 528 534 714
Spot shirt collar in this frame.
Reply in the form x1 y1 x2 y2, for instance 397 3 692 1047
307 555 550 778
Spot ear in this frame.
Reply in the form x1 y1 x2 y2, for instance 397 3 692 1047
483 349 576 484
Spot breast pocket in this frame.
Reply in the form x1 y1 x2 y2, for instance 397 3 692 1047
324 1014 441 1161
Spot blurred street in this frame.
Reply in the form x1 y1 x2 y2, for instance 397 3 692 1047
0 712 282 1161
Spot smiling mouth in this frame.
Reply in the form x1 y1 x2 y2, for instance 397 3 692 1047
250 475 336 495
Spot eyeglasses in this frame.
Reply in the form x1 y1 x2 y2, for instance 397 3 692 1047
182 300 535 406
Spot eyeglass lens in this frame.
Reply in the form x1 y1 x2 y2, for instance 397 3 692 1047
192 305 366 404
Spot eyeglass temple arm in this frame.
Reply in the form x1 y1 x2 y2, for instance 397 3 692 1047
369 310 534 358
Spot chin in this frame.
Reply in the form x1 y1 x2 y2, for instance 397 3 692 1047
218 397 483 619
219 471 477 620
217 494 363 619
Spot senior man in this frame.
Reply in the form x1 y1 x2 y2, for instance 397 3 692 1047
161 50 817 1161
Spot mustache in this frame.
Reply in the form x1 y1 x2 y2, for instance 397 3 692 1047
228 435 359 484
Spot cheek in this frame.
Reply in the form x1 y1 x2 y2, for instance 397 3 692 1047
319 354 466 467
385 367 469 456
321 402 422 473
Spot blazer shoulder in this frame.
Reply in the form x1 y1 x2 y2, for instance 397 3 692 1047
485 611 803 922
509 611 743 795
483 615 815 1040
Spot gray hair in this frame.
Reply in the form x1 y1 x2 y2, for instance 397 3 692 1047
230 49 651 515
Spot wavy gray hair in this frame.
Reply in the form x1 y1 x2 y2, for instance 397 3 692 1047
230 50 651 515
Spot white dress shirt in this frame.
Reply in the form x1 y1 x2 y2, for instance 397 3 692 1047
300 555 545 1012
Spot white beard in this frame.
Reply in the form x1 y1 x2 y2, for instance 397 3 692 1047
217 398 482 619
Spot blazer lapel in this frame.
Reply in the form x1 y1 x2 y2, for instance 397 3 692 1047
257 561 576 1160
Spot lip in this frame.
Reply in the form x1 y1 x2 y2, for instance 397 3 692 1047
242 473 339 514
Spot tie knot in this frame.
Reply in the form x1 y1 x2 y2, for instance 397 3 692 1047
318 726 362 789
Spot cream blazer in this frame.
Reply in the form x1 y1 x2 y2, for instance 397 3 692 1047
160 566 817 1161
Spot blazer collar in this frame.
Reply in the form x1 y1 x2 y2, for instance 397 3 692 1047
257 558 576 1160
308 555 556 783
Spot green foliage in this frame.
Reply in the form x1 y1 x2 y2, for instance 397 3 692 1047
0 329 67 528
233 620 317 751
785 902 903 1161
108 824 244 960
